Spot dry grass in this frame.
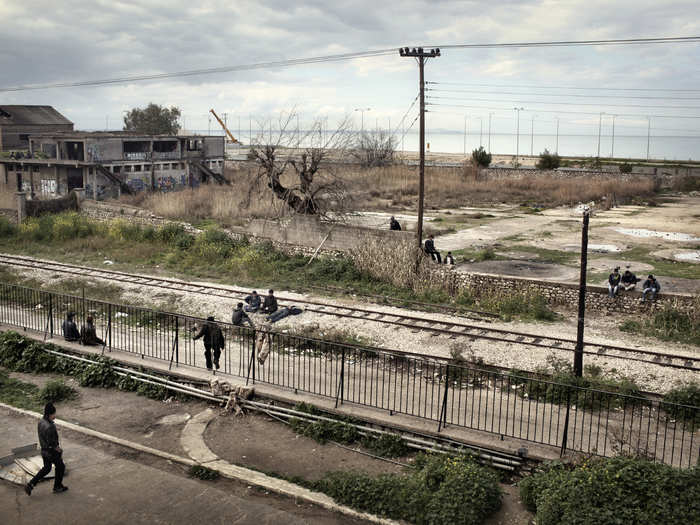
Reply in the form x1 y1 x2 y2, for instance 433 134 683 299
343 165 658 209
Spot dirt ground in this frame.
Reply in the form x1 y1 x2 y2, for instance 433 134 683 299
5 369 534 524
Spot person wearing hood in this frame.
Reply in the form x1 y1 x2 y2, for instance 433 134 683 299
193 316 225 370
608 267 622 297
61 312 80 342
389 216 401 231
641 275 661 302
262 290 278 314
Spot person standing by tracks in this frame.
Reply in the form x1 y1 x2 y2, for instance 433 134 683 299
25 403 68 495
193 316 225 370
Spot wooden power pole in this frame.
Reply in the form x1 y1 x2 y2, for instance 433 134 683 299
399 47 440 249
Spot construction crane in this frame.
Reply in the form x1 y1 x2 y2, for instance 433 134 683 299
209 109 240 144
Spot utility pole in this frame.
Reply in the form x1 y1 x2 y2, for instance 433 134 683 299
574 208 590 377
400 46 440 249
354 108 370 134
463 115 467 155
530 115 536 156
555 117 560 154
646 117 651 160
479 117 483 148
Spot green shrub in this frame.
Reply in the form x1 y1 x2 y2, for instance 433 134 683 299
619 162 633 173
663 383 700 426
316 453 501 524
471 146 492 168
519 456 700 525
0 217 17 238
362 433 410 458
536 149 560 169
39 379 77 403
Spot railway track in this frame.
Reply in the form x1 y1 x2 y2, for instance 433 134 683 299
1 253 698 372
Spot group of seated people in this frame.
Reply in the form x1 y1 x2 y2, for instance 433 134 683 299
608 267 661 302
234 289 303 325
389 218 455 265
61 312 105 345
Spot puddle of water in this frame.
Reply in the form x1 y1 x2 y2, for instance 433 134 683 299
588 244 621 253
675 251 700 262
614 228 700 242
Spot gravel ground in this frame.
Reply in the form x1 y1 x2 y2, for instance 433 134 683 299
10 263 700 394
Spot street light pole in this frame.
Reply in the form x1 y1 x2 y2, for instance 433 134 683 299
530 115 536 156
479 117 483 148
555 117 560 154
574 208 590 377
611 115 617 158
514 107 523 166
646 117 651 160
488 112 493 153
354 108 371 134
597 112 604 158
463 115 467 155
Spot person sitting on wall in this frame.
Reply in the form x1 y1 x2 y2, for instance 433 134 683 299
424 235 442 263
261 289 278 314
61 312 80 342
444 251 455 265
641 275 661 303
608 267 621 297
267 306 303 324
232 303 254 328
389 216 401 231
244 290 261 312
80 316 105 346
620 268 639 292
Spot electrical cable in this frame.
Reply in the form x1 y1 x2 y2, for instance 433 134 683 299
427 81 700 93
426 95 700 111
427 87 700 101
392 93 420 136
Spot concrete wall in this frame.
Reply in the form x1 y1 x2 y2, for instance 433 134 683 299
480 166 700 186
0 124 73 150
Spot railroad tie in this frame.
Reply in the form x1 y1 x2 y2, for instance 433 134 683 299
597 347 606 355
532 338 542 344
515 336 524 342
552 341 562 347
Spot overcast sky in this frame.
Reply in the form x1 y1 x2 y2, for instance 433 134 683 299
1 0 699 152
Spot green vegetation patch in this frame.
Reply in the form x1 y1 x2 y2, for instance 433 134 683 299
620 304 700 346
188 465 220 480
39 379 77 403
315 453 502 525
519 456 700 525
0 369 43 411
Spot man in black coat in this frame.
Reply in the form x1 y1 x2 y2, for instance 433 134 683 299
62 312 80 342
80 316 105 346
193 316 225 370
424 235 442 263
389 216 401 231
262 290 278 314
25 403 68 495
244 290 261 312
232 303 254 328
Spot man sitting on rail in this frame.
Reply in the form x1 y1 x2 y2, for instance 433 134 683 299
608 267 621 297
620 268 639 292
244 290 261 313
80 316 105 346
424 235 442 263
61 312 80 342
262 290 278 314
641 275 661 303
232 303 254 328
389 216 401 231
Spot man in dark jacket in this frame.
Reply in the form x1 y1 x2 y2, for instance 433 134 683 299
193 316 225 370
62 312 80 342
389 216 401 231
80 316 105 346
244 290 261 312
267 305 303 323
232 303 254 328
25 403 68 495
262 290 278 314
608 267 621 297
424 235 441 263
620 269 639 291
641 275 661 302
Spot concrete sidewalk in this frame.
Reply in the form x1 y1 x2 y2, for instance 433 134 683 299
0 407 363 525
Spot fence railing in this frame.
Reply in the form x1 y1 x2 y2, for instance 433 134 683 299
0 282 697 467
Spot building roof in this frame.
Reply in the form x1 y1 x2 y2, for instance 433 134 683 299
0 105 73 126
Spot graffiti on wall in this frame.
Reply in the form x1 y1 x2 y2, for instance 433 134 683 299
86 144 103 162
40 179 57 195
126 178 146 192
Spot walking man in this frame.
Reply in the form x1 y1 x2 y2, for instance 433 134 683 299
193 316 225 370
25 403 68 495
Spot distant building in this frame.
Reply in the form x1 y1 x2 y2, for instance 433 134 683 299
0 105 73 151
0 132 225 200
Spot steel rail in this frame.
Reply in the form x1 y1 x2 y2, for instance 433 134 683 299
1 253 697 372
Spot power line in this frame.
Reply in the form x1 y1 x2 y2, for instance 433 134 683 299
392 93 420 136
2 36 699 92
425 102 700 119
427 81 700 93
426 95 700 111
427 87 700 101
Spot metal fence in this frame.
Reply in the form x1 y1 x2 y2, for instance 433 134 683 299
0 282 697 467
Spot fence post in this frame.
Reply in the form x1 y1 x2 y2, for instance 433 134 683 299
246 330 257 385
48 294 53 337
437 364 450 432
560 389 572 457
107 303 112 352
335 348 346 408
168 316 179 370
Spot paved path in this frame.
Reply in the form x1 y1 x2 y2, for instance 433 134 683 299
0 407 362 525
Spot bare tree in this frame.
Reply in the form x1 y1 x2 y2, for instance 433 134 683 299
350 129 397 167
249 111 354 216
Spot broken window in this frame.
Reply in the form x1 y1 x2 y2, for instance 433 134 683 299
171 163 178 170
123 141 150 161
134 165 142 172
19 134 29 142
124 165 132 173
113 165 121 173
64 141 84 161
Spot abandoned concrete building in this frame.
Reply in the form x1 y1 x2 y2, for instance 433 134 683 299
0 132 225 200
0 105 74 151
